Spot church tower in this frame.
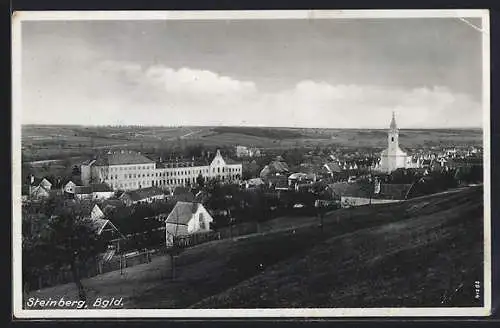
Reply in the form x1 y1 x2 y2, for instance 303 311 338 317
387 111 399 155
377 111 409 173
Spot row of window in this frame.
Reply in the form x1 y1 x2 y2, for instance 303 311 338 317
107 167 242 180
110 174 152 180
110 174 242 190
108 170 243 181
112 180 154 189
109 165 242 174
110 165 154 171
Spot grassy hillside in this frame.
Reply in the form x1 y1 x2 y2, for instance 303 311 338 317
193 187 483 308
25 186 483 309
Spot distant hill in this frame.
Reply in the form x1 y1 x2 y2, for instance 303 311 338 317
211 126 305 139
22 125 482 162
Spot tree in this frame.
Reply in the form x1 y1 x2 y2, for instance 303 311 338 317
39 205 107 301
71 165 81 177
196 173 205 188
358 178 375 205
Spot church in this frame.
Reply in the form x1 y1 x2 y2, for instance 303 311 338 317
375 112 416 173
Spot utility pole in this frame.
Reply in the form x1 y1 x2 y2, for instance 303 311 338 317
228 209 234 239
315 200 325 233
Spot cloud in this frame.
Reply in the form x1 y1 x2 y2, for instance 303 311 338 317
22 59 483 128
144 66 257 96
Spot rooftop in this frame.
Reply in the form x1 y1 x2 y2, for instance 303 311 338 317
94 150 154 166
121 186 164 202
329 182 412 200
166 201 201 226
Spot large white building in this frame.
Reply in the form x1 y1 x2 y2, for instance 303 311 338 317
375 112 416 173
81 149 242 191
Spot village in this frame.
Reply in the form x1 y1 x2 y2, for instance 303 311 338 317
21 114 484 295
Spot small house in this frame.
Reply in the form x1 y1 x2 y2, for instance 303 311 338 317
329 181 412 208
51 201 122 239
260 159 290 182
74 186 93 200
90 183 114 200
119 186 165 206
165 202 214 246
29 185 51 200
245 177 265 189
288 172 316 188
38 178 53 191
63 180 77 194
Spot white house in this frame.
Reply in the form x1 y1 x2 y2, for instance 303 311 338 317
245 177 265 189
39 178 53 191
74 186 93 200
329 181 412 208
236 145 250 157
90 183 115 200
165 202 214 246
119 186 165 206
63 181 77 194
29 185 50 199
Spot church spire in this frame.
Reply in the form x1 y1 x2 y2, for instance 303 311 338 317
389 111 397 130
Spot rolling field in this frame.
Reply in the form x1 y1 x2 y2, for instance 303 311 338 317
25 186 484 309
21 125 482 162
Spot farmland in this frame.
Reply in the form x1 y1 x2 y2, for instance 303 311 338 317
26 185 484 309
21 125 482 162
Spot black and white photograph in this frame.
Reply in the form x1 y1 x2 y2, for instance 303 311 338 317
12 10 491 318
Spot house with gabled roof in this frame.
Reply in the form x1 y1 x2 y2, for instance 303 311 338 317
119 186 165 206
74 186 93 200
38 178 53 191
329 181 413 208
51 201 124 240
165 201 214 246
63 180 77 194
28 185 51 199
23 176 55 201
89 183 114 200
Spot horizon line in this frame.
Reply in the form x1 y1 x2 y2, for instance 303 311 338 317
20 123 483 130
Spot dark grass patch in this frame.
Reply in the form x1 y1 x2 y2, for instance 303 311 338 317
191 187 483 308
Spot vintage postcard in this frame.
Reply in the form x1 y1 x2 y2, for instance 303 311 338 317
12 10 491 318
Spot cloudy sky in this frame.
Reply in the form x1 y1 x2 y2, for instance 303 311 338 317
20 17 484 128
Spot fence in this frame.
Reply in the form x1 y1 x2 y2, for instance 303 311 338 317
25 249 160 292
173 231 221 248
26 215 312 291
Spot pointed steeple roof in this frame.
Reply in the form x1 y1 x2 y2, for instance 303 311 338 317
389 111 397 130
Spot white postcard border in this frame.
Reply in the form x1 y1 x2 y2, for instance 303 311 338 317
11 9 492 319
